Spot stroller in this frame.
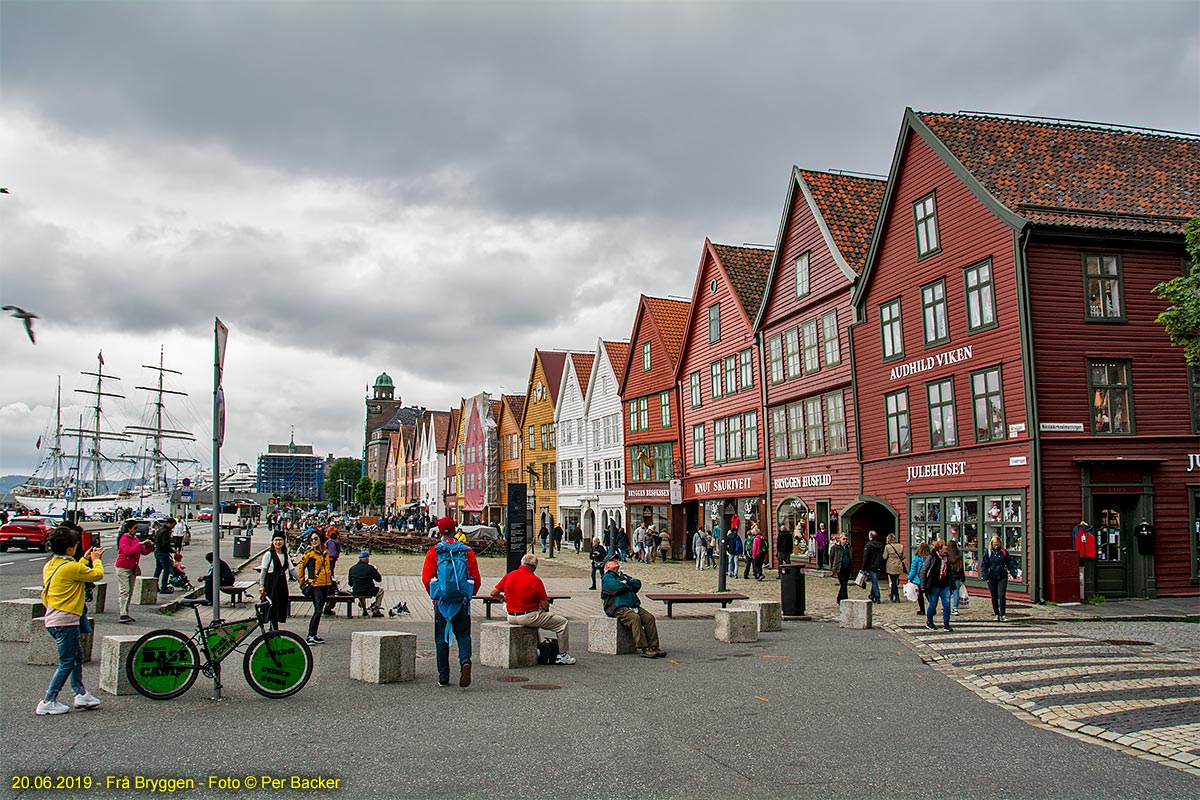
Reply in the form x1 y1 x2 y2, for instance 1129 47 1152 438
168 552 194 591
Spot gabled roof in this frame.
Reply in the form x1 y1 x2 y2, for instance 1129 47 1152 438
444 406 461 451
709 243 773 316
800 170 886 274
429 411 451 452
917 110 1199 236
490 399 503 423
642 296 690 366
503 394 526 425
569 353 595 400
538 350 569 408
602 340 630 380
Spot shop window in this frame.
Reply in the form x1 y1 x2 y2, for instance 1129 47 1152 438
803 396 824 455
776 497 809 549
728 414 743 461
744 410 759 459
714 419 727 463
739 348 753 390
710 361 723 399
822 311 841 366
881 298 904 361
927 377 957 449
885 389 911 454
693 423 705 468
1088 360 1134 435
642 341 651 371
660 392 671 428
725 355 738 396
913 192 941 259
784 328 801 379
970 366 1005 443
708 303 721 343
794 252 810 298
690 371 702 408
1192 366 1200 435
787 402 805 460
911 492 1023 583
921 278 949 346
768 334 784 384
802 319 820 374
770 407 788 461
1083 253 1124 320
825 391 847 453
964 259 997 332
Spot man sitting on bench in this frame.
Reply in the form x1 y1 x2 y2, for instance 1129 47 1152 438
348 551 385 618
202 552 234 606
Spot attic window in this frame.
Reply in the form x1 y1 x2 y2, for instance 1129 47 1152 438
709 279 718 293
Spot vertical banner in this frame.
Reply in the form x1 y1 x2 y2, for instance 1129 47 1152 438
506 483 527 574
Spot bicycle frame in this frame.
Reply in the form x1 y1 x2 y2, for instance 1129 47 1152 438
181 600 270 672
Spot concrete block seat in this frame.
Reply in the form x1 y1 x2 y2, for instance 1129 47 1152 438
480 622 538 669
587 615 636 655
28 618 95 665
0 598 46 642
99 635 143 696
25 583 108 614
350 631 416 683
714 608 758 643
735 599 783 632
839 599 873 629
134 577 158 605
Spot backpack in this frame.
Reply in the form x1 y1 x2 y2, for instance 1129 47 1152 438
430 541 472 605
728 534 742 556
601 589 619 618
536 637 560 665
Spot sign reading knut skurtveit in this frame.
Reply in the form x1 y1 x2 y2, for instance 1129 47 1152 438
690 472 766 498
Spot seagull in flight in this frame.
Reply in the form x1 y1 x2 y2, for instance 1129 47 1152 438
2 305 38 343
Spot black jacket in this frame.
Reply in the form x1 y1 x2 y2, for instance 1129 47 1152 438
347 561 382 595
589 543 608 566
154 524 174 553
862 539 886 573
777 529 793 555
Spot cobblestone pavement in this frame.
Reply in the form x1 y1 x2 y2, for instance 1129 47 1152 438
886 619 1200 775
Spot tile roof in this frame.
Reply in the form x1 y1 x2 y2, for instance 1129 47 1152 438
445 406 461 451
570 353 595 399
642 296 690 368
490 400 503 423
503 394 526 425
710 243 774 317
538 350 569 407
917 111 1200 236
602 340 630 381
799 170 886 274
430 411 451 450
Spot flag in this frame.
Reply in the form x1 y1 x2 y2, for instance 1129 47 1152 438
97 350 104 366
35 436 42 449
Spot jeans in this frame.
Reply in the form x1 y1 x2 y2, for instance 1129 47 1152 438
45 625 85 701
988 576 1009 616
866 570 881 602
926 585 952 628
951 579 962 612
727 555 739 577
590 562 604 589
695 550 704 570
154 552 174 591
434 604 472 683
617 548 627 562
752 555 765 580
836 569 850 602
743 555 752 579
308 586 328 637
888 574 900 602
817 546 827 570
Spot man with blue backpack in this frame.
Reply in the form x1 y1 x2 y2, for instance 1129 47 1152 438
422 517 482 688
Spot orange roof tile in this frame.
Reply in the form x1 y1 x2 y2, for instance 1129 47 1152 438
503 394 526 425
642 296 691 368
602 340 630 381
570 352 595 399
799 170 886 274
710 243 773 317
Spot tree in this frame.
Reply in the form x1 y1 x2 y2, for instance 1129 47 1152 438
355 475 373 509
1153 217 1200 365
324 458 362 504
370 480 386 510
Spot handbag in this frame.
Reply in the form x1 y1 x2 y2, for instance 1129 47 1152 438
853 570 866 588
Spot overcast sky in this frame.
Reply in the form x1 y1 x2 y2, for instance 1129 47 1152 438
1 0 1196 478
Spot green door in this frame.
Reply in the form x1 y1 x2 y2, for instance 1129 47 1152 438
1092 496 1145 598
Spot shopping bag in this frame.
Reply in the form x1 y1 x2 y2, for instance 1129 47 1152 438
903 581 919 602
853 570 866 588
958 584 971 606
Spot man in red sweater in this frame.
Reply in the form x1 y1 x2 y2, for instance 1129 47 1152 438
491 554 576 665
422 517 482 687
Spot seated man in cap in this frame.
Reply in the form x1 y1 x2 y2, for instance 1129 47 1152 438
347 551 385 617
601 557 666 658
491 555 576 665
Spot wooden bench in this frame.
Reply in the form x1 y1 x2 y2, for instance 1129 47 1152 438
474 594 570 620
219 580 257 605
289 593 360 617
644 592 750 618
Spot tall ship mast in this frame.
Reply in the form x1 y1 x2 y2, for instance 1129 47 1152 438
123 346 198 495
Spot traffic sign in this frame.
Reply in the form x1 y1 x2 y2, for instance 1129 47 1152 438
64 486 74 499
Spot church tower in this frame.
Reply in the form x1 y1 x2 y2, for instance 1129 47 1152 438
364 373 402 478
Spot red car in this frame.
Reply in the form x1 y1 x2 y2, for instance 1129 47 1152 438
0 516 53 552
197 509 213 522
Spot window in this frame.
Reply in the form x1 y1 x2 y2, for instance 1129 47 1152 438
708 303 721 343
913 192 940 259
825 392 846 453
744 410 759 459
725 355 738 396
1088 360 1134 435
689 371 702 408
822 311 840 366
964 259 996 332
549 423 556 449
714 418 727 463
970 366 1006 443
921 279 949 346
787 402 805 459
768 334 784 384
784 328 801 379
802 319 820 374
540 424 548 450
660 392 671 428
594 461 602 490
1084 253 1124 320
886 389 911 454
728 414 743 461
549 462 556 489
642 341 651 371
771 407 788 461
909 492 1026 583
927 378 957 449
528 426 535 450
880 298 904 360
1192 366 1200 434
803 396 824 455
542 463 549 488
638 398 648 431
739 348 753 390
693 423 705 468
794 252 810 298
577 459 584 487
592 419 601 449
628 401 637 432
710 361 722 399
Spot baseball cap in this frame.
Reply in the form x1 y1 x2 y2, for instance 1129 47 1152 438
359 551 370 559
436 517 456 535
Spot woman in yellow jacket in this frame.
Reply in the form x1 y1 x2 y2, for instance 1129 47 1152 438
38 526 104 715
295 532 333 645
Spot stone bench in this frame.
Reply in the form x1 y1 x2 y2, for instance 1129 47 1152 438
28 618 95 665
735 600 783 632
480 622 538 669
714 607 758 643
135 576 158 605
99 635 143 696
350 631 416 683
0 598 46 642
587 615 636 655
22 582 107 613
839 598 873 629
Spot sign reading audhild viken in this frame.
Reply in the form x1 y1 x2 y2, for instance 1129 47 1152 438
888 345 973 381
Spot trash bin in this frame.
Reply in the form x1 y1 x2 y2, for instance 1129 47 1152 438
233 534 251 560
780 563 805 616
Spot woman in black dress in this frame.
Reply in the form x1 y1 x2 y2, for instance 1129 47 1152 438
258 534 298 631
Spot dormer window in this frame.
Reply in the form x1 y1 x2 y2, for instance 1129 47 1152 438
913 192 941 259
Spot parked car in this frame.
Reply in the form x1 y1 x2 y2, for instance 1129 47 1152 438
197 509 213 522
0 516 53 552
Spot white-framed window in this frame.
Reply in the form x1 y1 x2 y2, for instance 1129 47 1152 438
725 355 738 396
825 391 846 452
768 334 784 384
913 192 940 259
744 410 758 459
921 279 949 346
771 406 788 461
794 252 810 298
739 348 753 390
803 396 824 455
965 259 997 331
728 414 743 461
784 327 801 379
881 298 904 360
802 319 820 374
822 310 840 366
787 402 805 459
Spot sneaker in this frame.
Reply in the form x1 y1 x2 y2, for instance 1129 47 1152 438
370 610 384 618
388 609 396 617
923 623 936 630
323 609 337 617
555 653 577 665
36 699 70 716
1000 615 1007 622
459 661 472 688
652 649 668 659
118 615 134 624
73 691 101 710
305 635 324 645
159 587 174 594
639 649 658 659
942 626 954 633
952 609 960 615
437 681 451 688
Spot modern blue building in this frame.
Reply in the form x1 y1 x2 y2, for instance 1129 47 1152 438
257 434 325 500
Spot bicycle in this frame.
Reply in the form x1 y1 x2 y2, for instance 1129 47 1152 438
125 597 313 700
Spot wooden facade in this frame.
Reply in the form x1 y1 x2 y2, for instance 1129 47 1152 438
497 394 526 524
521 350 569 530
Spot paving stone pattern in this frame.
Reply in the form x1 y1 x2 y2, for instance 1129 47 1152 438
888 620 1200 775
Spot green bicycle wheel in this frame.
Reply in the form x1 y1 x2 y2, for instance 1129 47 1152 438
242 631 313 699
126 630 200 700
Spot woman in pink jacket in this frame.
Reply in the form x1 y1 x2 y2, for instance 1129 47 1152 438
114 519 153 623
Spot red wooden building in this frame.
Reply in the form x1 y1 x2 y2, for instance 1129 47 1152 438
619 295 690 553
852 109 1199 602
676 241 773 543
754 169 884 565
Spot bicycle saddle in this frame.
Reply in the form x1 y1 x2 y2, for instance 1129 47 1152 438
179 598 208 607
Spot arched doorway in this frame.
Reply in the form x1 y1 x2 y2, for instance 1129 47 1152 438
842 497 898 566
776 496 809 559
584 508 595 541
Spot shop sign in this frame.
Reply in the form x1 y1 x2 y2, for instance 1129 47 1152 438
887 344 973 381
1009 456 1028 466
773 473 832 490
626 485 669 501
1040 422 1084 432
669 479 683 505
1189 453 1199 472
690 472 765 498
906 460 967 483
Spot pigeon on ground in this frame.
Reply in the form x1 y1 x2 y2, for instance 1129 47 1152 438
2 305 38 343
